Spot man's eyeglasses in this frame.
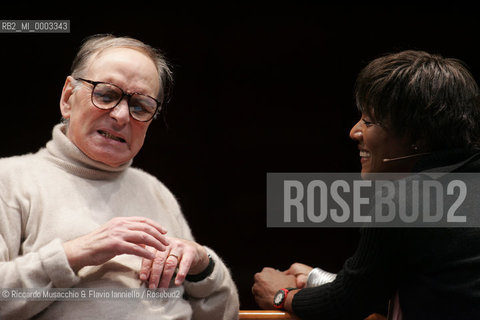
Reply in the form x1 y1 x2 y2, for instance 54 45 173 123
76 78 161 122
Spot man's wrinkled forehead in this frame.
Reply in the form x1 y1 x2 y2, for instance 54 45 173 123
84 46 161 94
85 47 152 71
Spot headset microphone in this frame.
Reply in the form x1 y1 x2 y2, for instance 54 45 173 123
382 152 431 163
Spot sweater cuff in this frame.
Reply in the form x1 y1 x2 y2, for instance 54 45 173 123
38 238 80 288
292 284 333 317
183 247 224 298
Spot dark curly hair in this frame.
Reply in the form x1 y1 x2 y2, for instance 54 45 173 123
355 50 480 151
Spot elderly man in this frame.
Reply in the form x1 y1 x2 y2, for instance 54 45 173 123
0 34 238 319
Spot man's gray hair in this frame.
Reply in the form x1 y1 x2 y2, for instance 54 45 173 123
70 34 173 106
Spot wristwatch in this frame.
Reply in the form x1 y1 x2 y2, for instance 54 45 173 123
273 287 296 309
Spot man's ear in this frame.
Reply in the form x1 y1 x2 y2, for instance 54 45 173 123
59 76 76 119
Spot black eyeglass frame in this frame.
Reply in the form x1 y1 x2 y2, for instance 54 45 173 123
75 78 162 122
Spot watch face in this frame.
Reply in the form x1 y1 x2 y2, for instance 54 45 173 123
273 290 285 306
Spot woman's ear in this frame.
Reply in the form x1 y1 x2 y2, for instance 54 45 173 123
413 140 429 153
59 76 76 119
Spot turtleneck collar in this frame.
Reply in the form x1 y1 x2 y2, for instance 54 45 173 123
43 123 132 180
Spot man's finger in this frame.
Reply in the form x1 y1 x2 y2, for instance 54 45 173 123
124 220 170 247
124 231 168 253
126 216 168 235
112 241 156 261
149 251 168 288
140 246 155 281
158 254 180 288
175 253 193 286
140 257 152 281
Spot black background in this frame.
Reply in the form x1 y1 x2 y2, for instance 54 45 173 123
1 1 479 310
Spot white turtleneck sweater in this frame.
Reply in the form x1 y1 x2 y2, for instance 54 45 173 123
0 124 239 319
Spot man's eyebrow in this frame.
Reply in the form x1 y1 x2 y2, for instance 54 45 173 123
99 78 154 95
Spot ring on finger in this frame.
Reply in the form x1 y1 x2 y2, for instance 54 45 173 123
168 254 180 260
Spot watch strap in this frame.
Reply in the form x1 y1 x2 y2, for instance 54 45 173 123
185 254 215 282
273 287 296 309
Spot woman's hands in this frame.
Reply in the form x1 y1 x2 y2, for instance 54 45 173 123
284 263 314 288
251 263 313 309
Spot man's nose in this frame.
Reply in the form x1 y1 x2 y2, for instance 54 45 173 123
109 98 130 125
349 120 363 141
